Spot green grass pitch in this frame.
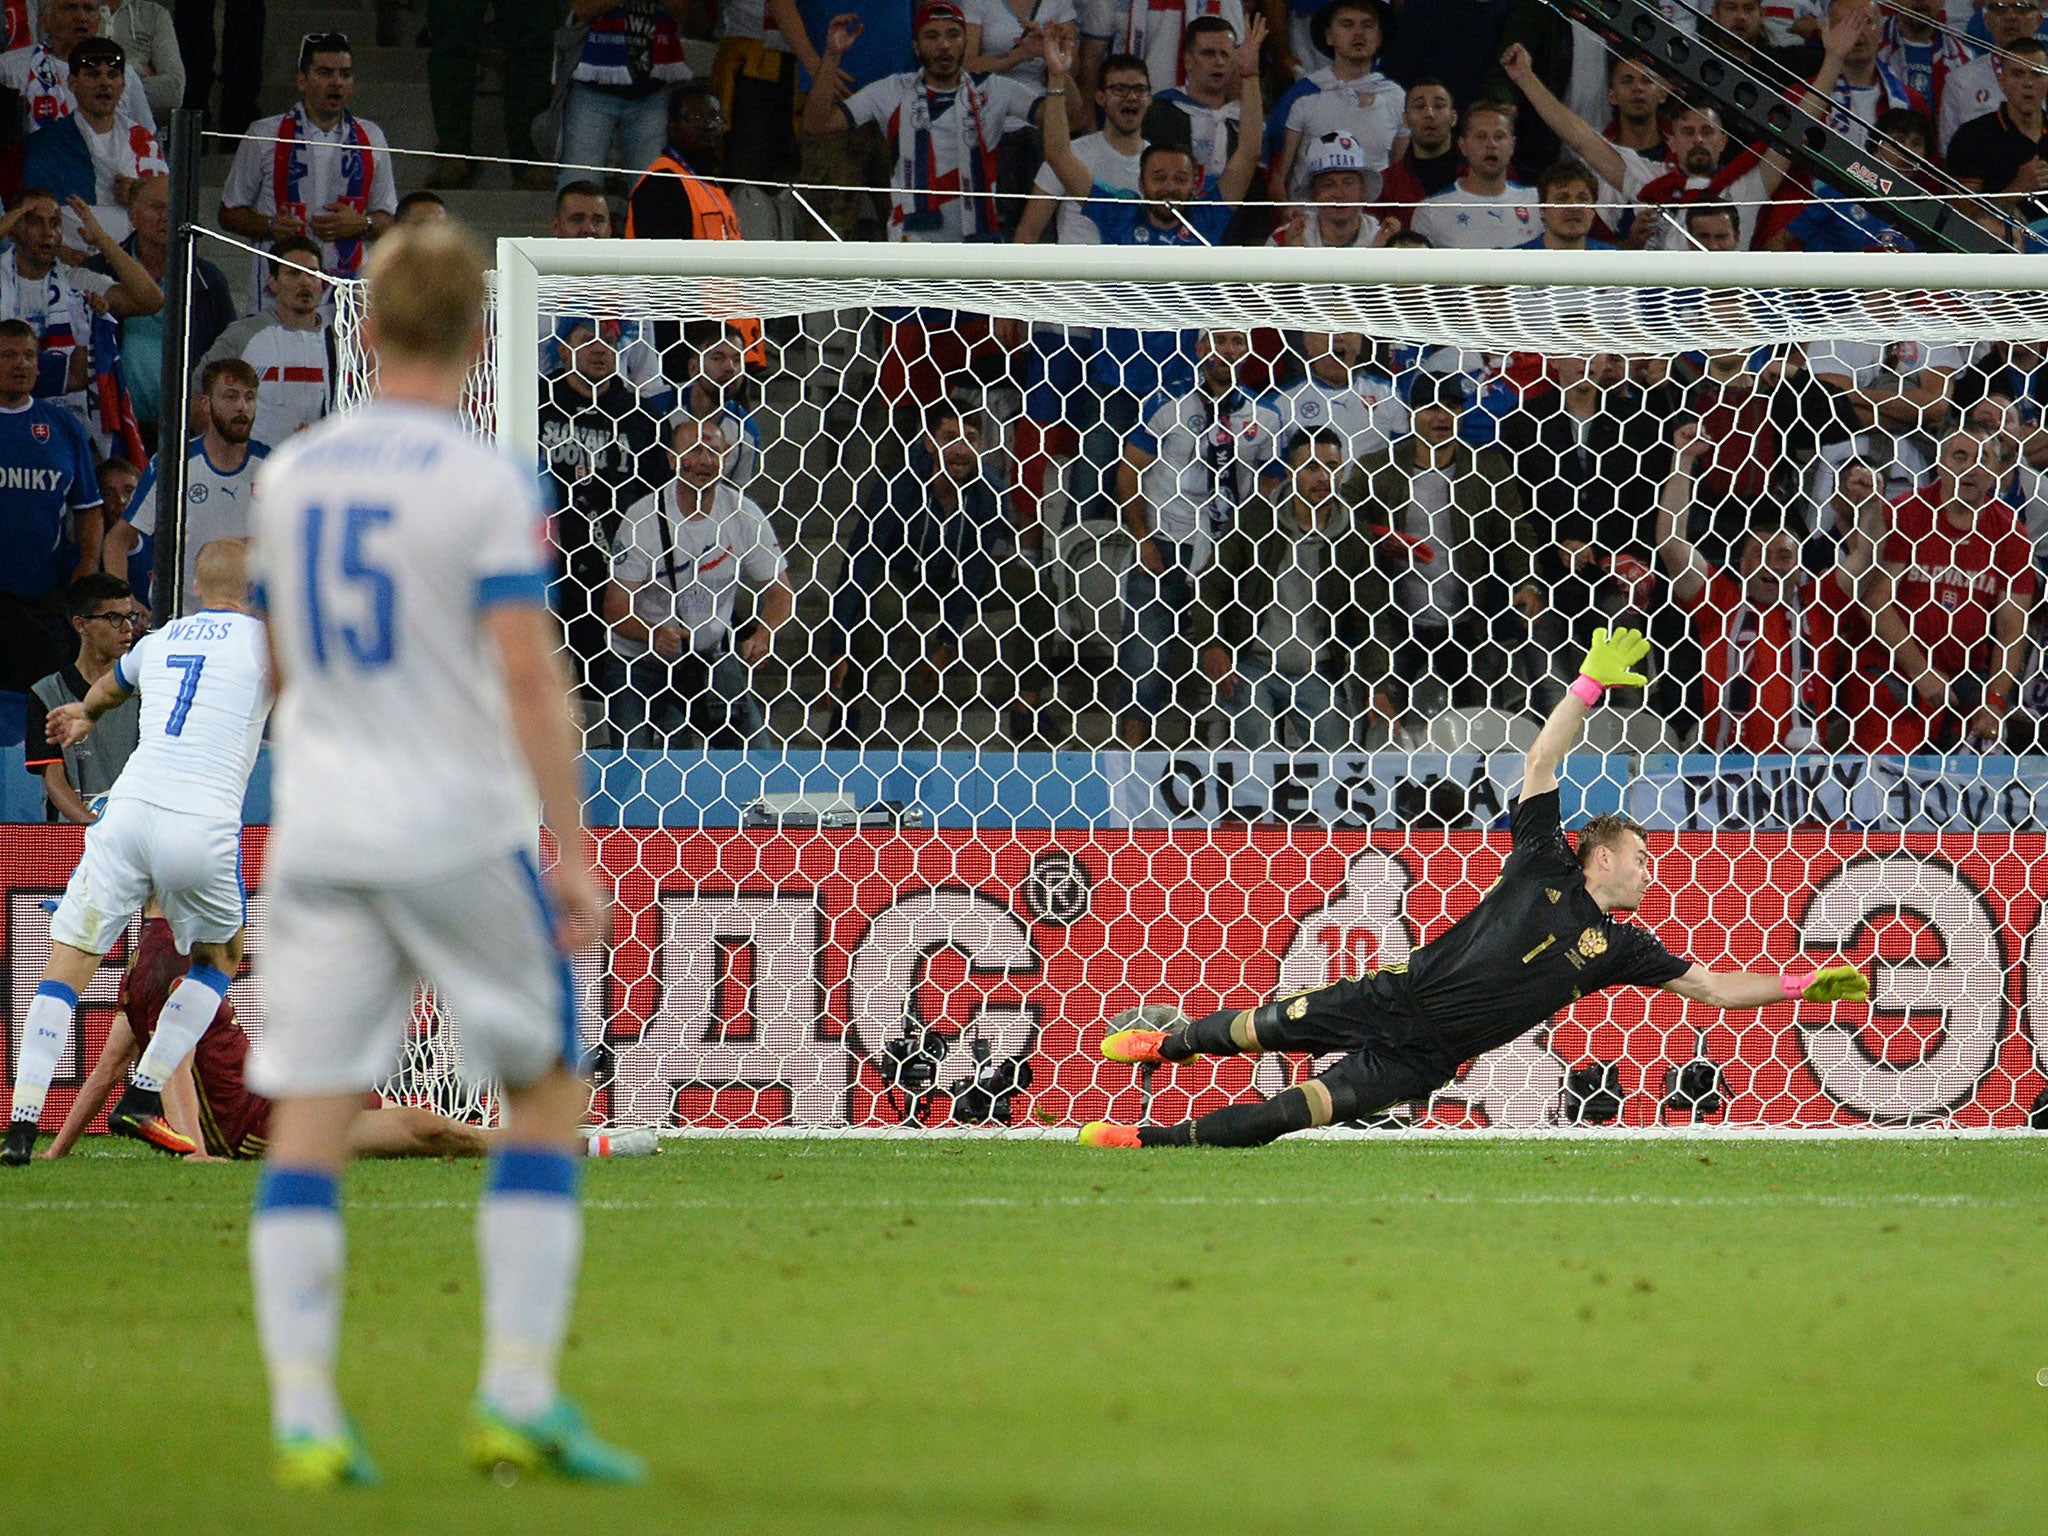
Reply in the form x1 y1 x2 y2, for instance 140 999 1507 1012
3 1136 2044 1533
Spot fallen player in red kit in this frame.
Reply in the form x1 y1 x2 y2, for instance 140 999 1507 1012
47 916 656 1161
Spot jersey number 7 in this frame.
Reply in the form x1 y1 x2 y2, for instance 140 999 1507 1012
164 653 205 735
302 503 396 669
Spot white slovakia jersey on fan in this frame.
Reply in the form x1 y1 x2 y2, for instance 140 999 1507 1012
108 609 272 820
1409 183 1540 250
1264 373 1407 465
1033 130 1142 244
251 399 550 886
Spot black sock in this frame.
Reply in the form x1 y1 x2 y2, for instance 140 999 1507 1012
1168 1008 1245 1060
120 1082 161 1113
1140 1087 1316 1149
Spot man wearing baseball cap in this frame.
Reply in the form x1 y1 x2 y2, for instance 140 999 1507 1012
802 2 1046 413
804 2 1045 243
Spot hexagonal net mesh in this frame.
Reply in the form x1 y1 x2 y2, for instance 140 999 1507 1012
321 249 2048 1135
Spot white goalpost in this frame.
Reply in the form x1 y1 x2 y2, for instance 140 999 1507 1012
325 237 2048 1135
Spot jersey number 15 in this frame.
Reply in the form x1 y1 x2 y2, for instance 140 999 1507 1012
301 503 395 669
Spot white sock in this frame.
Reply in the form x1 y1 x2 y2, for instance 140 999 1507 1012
249 1167 346 1441
11 982 77 1126
130 964 230 1094
477 1148 582 1420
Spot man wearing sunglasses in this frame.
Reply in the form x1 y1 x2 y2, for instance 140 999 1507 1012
20 37 165 243
0 0 159 133
219 32 396 306
23 573 142 824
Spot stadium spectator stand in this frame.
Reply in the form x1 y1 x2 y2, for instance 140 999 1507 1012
41 0 2048 764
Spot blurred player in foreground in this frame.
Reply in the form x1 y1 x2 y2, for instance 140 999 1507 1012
45 912 659 1161
5 540 271 1166
246 219 639 1488
1081 628 1871 1149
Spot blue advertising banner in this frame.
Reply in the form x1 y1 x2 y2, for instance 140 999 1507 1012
1625 754 2048 833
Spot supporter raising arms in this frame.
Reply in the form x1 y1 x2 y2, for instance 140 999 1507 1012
1498 26 1824 249
1040 19 1266 213
802 3 1044 242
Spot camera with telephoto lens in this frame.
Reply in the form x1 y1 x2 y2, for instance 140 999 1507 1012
1563 1061 1624 1125
1663 1058 1726 1120
949 1036 1036 1125
877 1018 947 1124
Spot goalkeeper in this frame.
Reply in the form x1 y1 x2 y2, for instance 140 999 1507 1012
1079 629 1870 1149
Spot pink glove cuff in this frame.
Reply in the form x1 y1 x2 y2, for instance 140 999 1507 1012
1780 971 1817 1001
1569 674 1606 708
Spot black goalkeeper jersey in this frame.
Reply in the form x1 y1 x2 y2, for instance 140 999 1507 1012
1353 790 1692 1071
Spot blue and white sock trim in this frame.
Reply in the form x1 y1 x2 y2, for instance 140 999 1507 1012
186 962 234 994
254 1166 339 1213
485 1146 579 1200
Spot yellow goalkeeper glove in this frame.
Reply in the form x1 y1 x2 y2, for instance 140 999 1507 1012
1578 626 1650 690
1781 964 1870 1003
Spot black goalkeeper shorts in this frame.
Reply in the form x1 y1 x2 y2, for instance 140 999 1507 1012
1248 978 1449 1115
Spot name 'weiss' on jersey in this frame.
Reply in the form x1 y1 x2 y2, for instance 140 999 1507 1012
249 399 551 884
108 608 272 821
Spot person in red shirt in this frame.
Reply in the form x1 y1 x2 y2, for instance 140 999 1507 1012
1655 421 1877 752
1863 427 2038 751
43 917 659 1161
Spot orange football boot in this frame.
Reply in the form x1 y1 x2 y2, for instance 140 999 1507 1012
1078 1121 1143 1148
1100 1004 1197 1065
108 1086 198 1156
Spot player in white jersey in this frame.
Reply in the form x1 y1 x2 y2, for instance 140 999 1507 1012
243 219 638 1491
5 540 272 1166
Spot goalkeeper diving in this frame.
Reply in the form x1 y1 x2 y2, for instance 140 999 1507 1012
1080 628 1870 1149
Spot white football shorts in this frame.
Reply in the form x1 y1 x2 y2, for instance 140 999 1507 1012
249 849 580 1098
50 798 246 954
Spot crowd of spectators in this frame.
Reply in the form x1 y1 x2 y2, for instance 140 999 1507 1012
496 0 2048 756
12 0 2048 770
527 241 2048 757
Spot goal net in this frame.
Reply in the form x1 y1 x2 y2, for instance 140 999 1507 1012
326 241 2048 1134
